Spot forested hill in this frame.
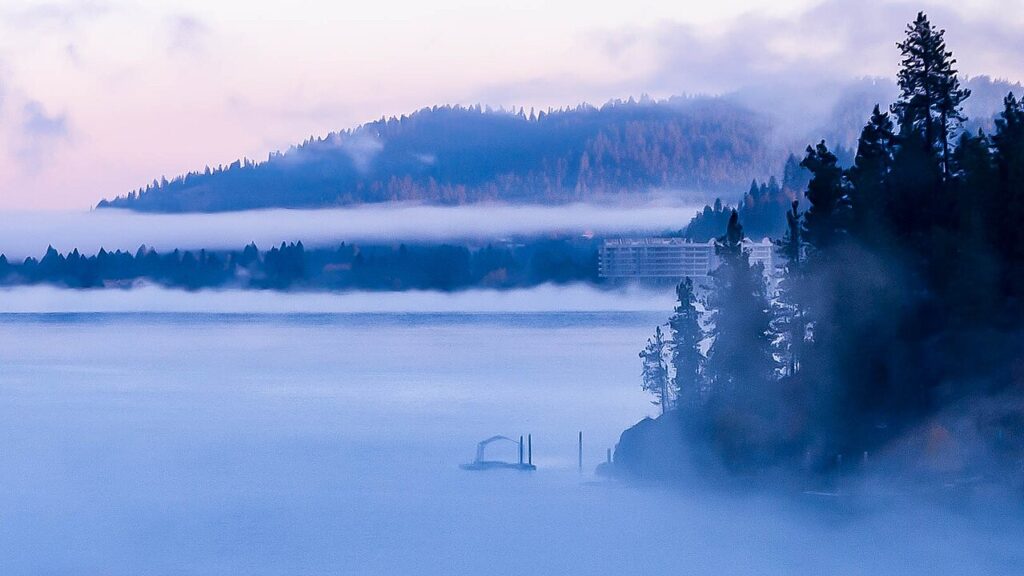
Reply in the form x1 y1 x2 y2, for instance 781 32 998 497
97 97 777 212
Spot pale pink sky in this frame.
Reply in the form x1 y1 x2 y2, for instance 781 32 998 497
0 0 1021 210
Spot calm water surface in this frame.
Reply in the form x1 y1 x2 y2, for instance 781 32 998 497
0 312 1020 575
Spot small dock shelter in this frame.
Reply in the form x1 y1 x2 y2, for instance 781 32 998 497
460 434 536 471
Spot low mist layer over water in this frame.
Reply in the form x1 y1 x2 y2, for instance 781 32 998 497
0 202 704 258
0 312 1020 575
0 285 675 314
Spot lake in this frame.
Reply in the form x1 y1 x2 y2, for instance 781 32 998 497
0 310 1021 575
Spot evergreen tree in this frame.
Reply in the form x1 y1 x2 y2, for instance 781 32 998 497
888 123 943 248
624 12 1024 477
993 93 1024 295
705 211 775 398
847 105 896 243
669 278 704 408
640 325 672 414
685 172 796 242
746 180 761 205
782 153 811 195
892 12 971 177
773 201 805 376
684 198 731 242
946 130 999 322
778 201 802 269
36 246 65 283
800 141 849 253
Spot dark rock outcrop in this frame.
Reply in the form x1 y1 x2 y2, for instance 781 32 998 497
608 410 692 481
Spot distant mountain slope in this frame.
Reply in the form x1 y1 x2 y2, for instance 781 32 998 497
98 98 778 212
99 77 1021 213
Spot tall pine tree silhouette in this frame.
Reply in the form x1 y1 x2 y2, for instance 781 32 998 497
669 278 705 408
993 94 1024 295
773 201 805 376
705 211 774 399
892 11 970 178
800 141 848 254
640 325 672 414
847 105 896 244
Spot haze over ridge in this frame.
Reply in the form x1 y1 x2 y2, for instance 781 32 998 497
1 0 1022 209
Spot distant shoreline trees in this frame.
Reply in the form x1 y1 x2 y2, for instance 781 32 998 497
0 239 600 292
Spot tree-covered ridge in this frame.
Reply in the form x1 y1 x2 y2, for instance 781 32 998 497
683 151 834 241
0 239 599 292
626 12 1024 481
97 98 776 212
683 175 796 242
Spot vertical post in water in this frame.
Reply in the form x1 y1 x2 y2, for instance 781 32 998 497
578 431 583 474
606 448 611 464
528 434 532 466
519 435 524 465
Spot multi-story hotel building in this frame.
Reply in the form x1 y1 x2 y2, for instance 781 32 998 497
599 237 775 280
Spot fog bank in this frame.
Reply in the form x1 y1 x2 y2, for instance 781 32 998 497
0 202 704 259
1 311 1021 575
0 284 675 314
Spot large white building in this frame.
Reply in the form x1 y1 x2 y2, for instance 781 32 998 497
599 237 775 280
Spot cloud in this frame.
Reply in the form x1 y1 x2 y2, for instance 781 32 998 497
465 0 1024 151
0 56 73 172
0 64 7 116
167 14 210 55
13 100 71 167
21 100 68 138
275 130 387 172
6 0 115 30
64 43 82 67
0 284 675 314
623 0 1023 94
547 0 1021 148
0 202 704 259
339 131 385 173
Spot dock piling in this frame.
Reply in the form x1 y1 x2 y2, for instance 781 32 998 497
578 431 583 473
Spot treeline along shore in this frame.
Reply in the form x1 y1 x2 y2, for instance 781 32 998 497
0 240 599 291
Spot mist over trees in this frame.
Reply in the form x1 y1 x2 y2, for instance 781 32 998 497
94 73 1019 217
760 75 1022 154
98 98 777 212
680 148 855 241
671 77 1021 243
625 12 1024 482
